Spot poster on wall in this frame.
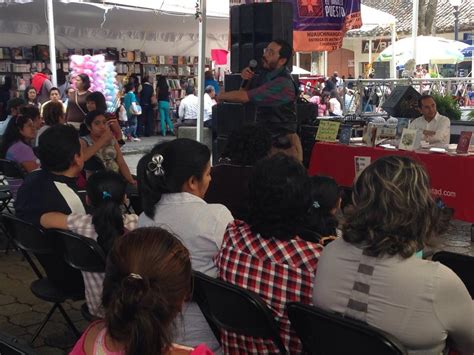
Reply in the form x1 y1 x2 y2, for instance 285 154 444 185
291 0 362 52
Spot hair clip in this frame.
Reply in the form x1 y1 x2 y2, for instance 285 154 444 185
102 191 112 200
147 154 165 176
129 273 142 280
313 201 320 209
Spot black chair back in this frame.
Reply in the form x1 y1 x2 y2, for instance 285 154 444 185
50 229 106 273
193 271 287 354
432 251 474 298
287 302 407 355
0 159 24 179
0 331 37 354
1 214 53 255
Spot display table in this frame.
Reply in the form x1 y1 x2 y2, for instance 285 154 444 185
308 142 474 223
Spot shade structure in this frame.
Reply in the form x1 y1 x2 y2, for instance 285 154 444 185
376 36 469 65
292 65 311 75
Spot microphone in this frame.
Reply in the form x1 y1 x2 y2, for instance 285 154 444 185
240 59 258 88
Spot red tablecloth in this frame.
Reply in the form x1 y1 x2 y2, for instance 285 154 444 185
308 142 474 223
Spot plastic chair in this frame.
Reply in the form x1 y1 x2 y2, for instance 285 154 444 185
0 159 23 215
193 271 287 354
1 214 84 343
287 302 407 355
432 251 474 298
50 228 106 321
0 331 36 355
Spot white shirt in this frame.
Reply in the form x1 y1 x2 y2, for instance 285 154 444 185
178 94 199 120
408 113 450 144
203 93 214 122
314 237 474 355
329 97 343 115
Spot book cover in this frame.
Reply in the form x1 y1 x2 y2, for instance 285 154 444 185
399 128 422 151
363 124 378 147
396 117 410 136
119 48 128 61
22 47 33 60
456 131 472 154
338 124 352 145
315 120 341 142
11 48 22 60
105 47 119 61
140 51 147 63
127 51 135 62
354 156 371 178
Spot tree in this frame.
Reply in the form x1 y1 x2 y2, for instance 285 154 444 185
418 0 438 35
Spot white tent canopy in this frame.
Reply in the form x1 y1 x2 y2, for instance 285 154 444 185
0 0 230 56
347 4 396 35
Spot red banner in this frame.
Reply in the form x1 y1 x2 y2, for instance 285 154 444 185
291 0 362 52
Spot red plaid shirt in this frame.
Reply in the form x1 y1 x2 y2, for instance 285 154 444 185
214 220 322 354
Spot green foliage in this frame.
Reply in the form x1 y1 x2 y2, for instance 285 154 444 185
431 93 461 121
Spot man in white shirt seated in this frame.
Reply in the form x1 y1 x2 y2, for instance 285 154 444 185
203 85 216 128
409 94 450 144
177 86 199 126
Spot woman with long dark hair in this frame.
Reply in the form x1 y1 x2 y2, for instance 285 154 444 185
137 138 233 352
156 75 174 136
23 86 40 109
40 170 138 317
69 227 213 355
0 114 39 174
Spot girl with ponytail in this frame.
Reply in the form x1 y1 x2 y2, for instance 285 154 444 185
40 170 138 317
70 227 213 355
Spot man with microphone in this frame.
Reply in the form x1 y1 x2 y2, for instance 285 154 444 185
218 39 302 162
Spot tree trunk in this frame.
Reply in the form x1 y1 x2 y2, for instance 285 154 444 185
418 0 438 35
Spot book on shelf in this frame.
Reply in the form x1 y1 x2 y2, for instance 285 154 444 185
105 48 119 61
21 47 33 60
82 48 94 56
456 131 472 154
11 48 22 60
0 47 12 60
133 50 141 62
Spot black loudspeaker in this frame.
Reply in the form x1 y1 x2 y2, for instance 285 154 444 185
213 103 256 137
230 2 293 73
382 86 421 118
224 74 243 92
296 102 317 126
372 62 390 79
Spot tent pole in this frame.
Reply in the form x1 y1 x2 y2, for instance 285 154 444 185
46 0 57 86
412 0 419 64
390 22 396 78
197 0 207 143
368 39 372 66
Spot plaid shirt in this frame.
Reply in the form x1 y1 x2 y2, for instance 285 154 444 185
247 67 296 107
214 220 322 354
67 213 138 317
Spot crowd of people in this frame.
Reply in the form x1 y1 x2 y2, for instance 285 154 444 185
0 42 472 355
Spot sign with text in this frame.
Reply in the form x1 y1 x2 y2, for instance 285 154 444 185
291 0 362 52
316 120 341 142
361 39 392 54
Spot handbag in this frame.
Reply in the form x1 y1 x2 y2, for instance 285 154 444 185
118 105 128 122
129 101 142 116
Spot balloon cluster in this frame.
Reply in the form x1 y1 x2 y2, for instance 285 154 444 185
69 54 119 112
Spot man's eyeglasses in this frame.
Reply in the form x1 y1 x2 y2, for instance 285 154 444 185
263 47 276 56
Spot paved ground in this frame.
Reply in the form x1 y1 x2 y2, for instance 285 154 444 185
0 135 472 354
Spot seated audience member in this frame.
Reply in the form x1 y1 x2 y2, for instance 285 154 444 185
20 104 42 131
328 91 343 116
204 124 272 220
85 91 123 143
70 227 213 355
40 170 138 318
203 85 216 128
313 156 473 354
137 138 233 351
40 87 65 117
215 154 323 354
0 114 39 174
14 124 85 292
177 86 199 126
409 94 450 144
0 98 25 136
306 175 341 244
81 110 135 185
35 101 65 146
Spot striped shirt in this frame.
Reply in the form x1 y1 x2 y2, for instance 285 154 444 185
67 213 138 317
247 67 296 107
